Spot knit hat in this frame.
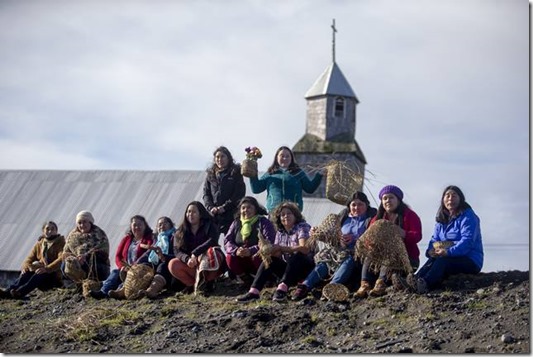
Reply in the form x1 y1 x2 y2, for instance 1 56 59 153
76 210 95 224
378 185 404 201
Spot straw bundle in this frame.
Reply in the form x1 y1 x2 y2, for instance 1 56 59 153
355 219 413 275
325 160 364 205
241 159 258 178
254 231 273 268
64 256 86 283
124 264 154 300
82 279 101 298
322 283 350 302
306 213 342 250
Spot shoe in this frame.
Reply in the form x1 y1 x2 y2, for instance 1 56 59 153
236 292 259 303
391 273 412 292
272 289 287 302
90 290 107 299
0 288 11 298
108 287 126 299
415 277 428 294
291 284 309 301
354 280 372 298
10 289 22 299
369 278 388 297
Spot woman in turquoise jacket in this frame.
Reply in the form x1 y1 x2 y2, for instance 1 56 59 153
249 146 323 213
401 185 483 294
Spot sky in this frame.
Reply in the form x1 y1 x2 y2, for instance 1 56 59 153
0 0 529 271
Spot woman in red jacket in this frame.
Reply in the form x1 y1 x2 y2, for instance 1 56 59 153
90 215 153 299
354 185 422 297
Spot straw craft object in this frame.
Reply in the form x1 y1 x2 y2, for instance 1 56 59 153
306 213 343 250
355 219 413 276
322 283 350 302
64 255 86 283
325 160 364 205
254 231 273 268
82 279 101 298
428 240 455 256
241 159 258 178
124 264 154 300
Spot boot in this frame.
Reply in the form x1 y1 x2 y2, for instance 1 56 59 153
108 286 126 300
354 280 372 298
369 278 388 297
145 274 166 299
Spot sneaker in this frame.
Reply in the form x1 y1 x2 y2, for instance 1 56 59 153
291 284 309 301
90 290 107 299
236 292 260 303
415 278 428 294
272 289 287 302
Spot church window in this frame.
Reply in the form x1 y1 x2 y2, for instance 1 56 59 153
334 97 345 118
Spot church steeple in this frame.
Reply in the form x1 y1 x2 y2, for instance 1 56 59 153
293 19 367 200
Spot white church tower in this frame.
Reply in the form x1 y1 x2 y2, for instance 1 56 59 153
293 19 367 199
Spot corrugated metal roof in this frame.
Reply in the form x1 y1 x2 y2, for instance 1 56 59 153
0 170 344 271
304 62 358 100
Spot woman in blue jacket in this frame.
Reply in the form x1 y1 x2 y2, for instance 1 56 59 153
249 146 323 213
401 185 483 294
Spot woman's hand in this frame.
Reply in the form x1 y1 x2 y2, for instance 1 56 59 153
341 234 354 247
271 245 283 257
236 247 251 257
35 267 48 274
434 248 447 257
187 255 198 268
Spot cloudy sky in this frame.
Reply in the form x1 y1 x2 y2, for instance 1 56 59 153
0 0 528 271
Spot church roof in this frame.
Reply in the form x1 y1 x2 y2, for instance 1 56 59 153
0 170 346 272
304 62 358 100
293 133 367 164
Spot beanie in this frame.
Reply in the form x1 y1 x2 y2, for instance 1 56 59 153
76 210 95 224
378 185 404 201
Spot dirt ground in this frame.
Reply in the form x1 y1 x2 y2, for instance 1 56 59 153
0 270 529 354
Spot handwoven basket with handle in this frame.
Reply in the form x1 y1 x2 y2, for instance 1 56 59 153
241 159 258 178
124 264 154 300
325 160 364 205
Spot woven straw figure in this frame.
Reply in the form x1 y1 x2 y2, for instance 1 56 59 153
325 160 364 205
306 214 343 250
254 231 273 268
355 219 413 276
124 264 154 300
64 255 86 283
82 279 100 298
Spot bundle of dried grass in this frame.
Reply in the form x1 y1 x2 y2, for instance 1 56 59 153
325 160 364 205
322 283 350 302
124 264 154 300
306 213 342 250
241 159 258 178
355 219 413 276
254 231 273 268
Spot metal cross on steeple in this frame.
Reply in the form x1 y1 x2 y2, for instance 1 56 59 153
331 18 337 63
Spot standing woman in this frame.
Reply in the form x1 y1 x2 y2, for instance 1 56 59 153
292 191 377 301
402 185 483 294
168 201 225 295
224 196 276 284
135 216 176 299
90 215 154 299
249 146 323 213
61 211 110 288
203 146 246 235
236 201 315 302
0 221 65 299
354 185 422 298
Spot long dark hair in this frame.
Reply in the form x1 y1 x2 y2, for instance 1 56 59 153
126 215 153 237
174 201 214 250
435 185 472 224
271 201 305 231
206 146 237 180
267 146 301 174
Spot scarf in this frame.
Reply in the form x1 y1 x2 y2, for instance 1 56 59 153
240 215 259 240
148 227 176 264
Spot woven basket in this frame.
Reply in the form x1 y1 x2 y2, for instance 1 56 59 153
355 219 413 275
325 160 364 205
64 256 86 283
124 264 154 300
306 213 342 249
82 279 101 298
322 283 350 302
241 159 258 178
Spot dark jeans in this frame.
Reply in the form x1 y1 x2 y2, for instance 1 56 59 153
9 271 62 297
417 256 481 289
252 252 315 291
137 255 173 286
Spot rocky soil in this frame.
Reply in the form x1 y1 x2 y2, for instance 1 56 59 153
0 270 529 354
